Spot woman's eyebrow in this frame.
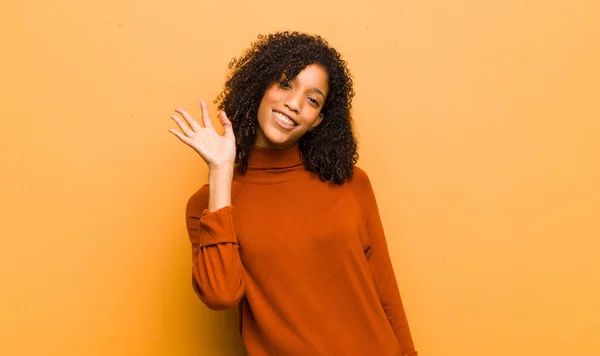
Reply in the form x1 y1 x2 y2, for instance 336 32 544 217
311 88 326 98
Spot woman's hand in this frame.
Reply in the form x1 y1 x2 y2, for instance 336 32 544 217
169 100 236 170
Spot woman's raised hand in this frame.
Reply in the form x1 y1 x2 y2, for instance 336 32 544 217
169 100 236 170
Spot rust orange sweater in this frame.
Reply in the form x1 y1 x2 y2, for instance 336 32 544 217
186 145 417 356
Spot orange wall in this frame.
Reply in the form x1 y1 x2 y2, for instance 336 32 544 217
1 1 599 355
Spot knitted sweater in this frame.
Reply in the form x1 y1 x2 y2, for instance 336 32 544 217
186 145 417 356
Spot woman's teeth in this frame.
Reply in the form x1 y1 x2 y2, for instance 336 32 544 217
274 111 296 126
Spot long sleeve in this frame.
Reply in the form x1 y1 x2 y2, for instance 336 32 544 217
186 185 245 310
352 168 418 356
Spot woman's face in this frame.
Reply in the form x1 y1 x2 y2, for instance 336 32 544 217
255 64 329 149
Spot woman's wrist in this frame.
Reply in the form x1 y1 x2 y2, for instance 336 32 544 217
208 164 234 180
207 165 233 212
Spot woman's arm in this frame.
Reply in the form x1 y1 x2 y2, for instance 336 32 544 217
170 100 244 310
352 167 417 356
186 182 245 310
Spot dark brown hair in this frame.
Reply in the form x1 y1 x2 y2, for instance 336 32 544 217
215 31 358 184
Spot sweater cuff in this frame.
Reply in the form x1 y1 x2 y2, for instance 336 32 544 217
198 206 237 247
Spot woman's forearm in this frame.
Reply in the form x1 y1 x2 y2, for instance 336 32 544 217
208 166 234 212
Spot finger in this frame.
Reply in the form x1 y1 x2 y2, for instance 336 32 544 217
170 115 194 137
168 128 193 145
220 111 235 138
200 100 213 129
174 108 202 132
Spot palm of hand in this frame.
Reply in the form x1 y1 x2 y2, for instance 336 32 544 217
169 100 236 168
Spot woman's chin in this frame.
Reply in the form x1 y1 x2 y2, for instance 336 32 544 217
264 138 297 149
261 129 296 148
268 140 295 149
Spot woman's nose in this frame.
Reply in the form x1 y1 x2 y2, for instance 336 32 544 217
284 92 301 113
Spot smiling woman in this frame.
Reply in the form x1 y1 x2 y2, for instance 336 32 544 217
168 31 417 356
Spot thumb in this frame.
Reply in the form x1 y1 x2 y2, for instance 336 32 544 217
220 111 235 138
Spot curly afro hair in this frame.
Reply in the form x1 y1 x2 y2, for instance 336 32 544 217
215 31 358 185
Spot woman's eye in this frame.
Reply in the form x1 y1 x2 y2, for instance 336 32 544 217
308 97 320 106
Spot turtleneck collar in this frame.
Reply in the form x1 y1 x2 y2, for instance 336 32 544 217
234 144 309 183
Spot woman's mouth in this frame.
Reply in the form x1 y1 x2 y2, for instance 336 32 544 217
273 111 297 130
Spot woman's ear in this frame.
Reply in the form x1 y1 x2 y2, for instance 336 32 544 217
310 114 324 131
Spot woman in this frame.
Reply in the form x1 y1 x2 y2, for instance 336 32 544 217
169 31 417 356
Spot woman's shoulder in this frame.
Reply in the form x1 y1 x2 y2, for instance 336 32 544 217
349 165 372 188
345 166 378 200
186 180 244 213
186 184 210 214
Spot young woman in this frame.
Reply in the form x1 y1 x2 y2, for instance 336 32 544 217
169 32 417 356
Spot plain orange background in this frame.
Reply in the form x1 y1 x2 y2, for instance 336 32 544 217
1 0 599 355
